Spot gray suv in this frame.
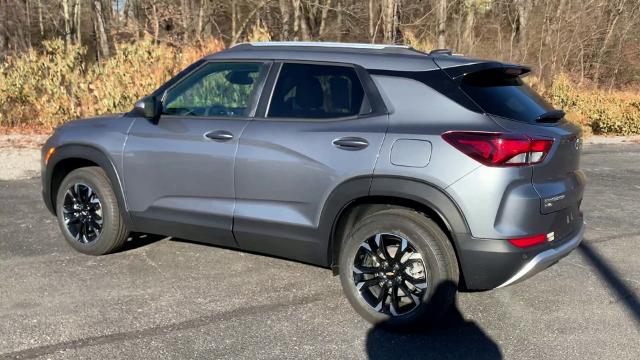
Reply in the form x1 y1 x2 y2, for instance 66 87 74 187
41 42 586 328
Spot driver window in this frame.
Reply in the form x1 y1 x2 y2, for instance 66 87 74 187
163 62 266 117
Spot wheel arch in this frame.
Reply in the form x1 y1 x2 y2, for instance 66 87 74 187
327 176 470 279
43 144 133 228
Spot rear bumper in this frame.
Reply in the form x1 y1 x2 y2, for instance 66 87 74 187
456 220 585 290
496 221 584 288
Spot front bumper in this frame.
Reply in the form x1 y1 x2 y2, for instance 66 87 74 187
456 220 585 290
496 221 585 288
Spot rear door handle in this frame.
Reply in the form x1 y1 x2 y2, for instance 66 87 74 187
205 130 234 142
332 137 369 150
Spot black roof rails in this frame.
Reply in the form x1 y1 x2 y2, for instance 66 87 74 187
428 49 453 56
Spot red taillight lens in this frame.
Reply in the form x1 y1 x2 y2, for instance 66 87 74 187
442 131 553 167
509 234 546 248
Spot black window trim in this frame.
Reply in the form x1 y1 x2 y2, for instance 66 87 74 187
158 59 273 121
253 60 388 122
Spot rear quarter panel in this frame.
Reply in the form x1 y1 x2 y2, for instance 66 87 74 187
371 74 497 189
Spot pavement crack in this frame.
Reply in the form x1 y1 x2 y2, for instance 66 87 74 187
0 290 340 360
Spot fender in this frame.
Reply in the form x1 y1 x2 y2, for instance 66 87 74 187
42 144 134 228
368 176 470 236
322 175 471 270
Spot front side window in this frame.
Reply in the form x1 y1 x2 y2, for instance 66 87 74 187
163 62 266 117
268 63 370 119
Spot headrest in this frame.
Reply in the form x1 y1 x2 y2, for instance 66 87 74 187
294 77 323 109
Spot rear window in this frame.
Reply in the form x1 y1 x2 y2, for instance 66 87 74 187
461 70 554 123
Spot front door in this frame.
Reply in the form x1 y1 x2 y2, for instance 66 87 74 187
233 62 389 264
123 61 269 246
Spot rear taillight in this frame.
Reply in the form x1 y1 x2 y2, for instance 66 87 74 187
442 131 553 167
509 234 546 248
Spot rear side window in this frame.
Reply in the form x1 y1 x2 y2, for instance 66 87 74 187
460 70 554 123
267 63 371 119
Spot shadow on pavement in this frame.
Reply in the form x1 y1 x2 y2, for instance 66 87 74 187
119 232 168 251
578 241 640 325
366 282 502 360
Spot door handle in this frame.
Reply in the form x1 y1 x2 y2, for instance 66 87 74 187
332 137 369 150
204 130 234 142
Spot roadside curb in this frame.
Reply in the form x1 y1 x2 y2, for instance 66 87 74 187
585 135 640 145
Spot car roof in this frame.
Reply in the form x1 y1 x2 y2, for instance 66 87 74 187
206 42 448 72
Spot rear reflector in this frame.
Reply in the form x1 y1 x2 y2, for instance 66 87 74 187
442 131 553 167
509 234 546 248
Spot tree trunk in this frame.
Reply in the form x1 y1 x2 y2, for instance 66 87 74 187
25 0 32 48
231 0 237 43
62 0 71 47
369 0 375 39
382 0 396 43
73 0 81 45
293 0 310 40
93 0 110 59
462 1 475 52
197 0 205 41
336 0 343 41
593 0 625 86
318 0 331 38
151 1 160 43
37 0 44 37
181 0 190 41
437 0 447 48
279 0 290 40
514 0 532 60
231 1 269 44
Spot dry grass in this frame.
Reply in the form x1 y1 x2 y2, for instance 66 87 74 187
0 37 224 129
1 37 639 136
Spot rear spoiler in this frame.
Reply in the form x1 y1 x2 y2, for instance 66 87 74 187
433 58 531 81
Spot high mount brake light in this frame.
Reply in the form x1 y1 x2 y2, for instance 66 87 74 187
442 131 553 167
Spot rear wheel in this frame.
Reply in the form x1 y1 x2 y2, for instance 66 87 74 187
338 208 459 329
55 167 128 255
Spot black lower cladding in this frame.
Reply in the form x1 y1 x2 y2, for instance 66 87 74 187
456 212 584 290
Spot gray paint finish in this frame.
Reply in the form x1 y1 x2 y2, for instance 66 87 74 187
233 114 388 264
122 116 249 247
41 43 585 291
390 139 432 167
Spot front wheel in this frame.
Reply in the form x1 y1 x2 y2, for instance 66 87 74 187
338 208 459 330
55 166 129 255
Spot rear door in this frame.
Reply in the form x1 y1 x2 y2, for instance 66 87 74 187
123 61 269 246
233 62 389 265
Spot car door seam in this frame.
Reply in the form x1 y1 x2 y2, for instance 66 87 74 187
230 119 252 246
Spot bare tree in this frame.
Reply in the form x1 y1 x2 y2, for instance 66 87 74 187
436 0 446 48
93 0 110 59
1 0 639 89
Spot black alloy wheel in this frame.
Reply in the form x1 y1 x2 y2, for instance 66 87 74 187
352 233 429 316
61 183 103 243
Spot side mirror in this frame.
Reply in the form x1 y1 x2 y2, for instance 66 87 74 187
132 96 162 124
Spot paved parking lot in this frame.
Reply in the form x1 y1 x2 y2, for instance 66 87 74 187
1 144 639 359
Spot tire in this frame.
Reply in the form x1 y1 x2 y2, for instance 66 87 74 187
55 166 129 255
338 208 459 330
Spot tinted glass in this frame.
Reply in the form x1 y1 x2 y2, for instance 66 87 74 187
163 62 266 117
461 70 554 123
268 63 370 119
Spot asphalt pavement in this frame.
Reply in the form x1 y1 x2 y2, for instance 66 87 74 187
0 144 639 359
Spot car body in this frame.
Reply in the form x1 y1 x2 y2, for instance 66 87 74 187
41 42 585 326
